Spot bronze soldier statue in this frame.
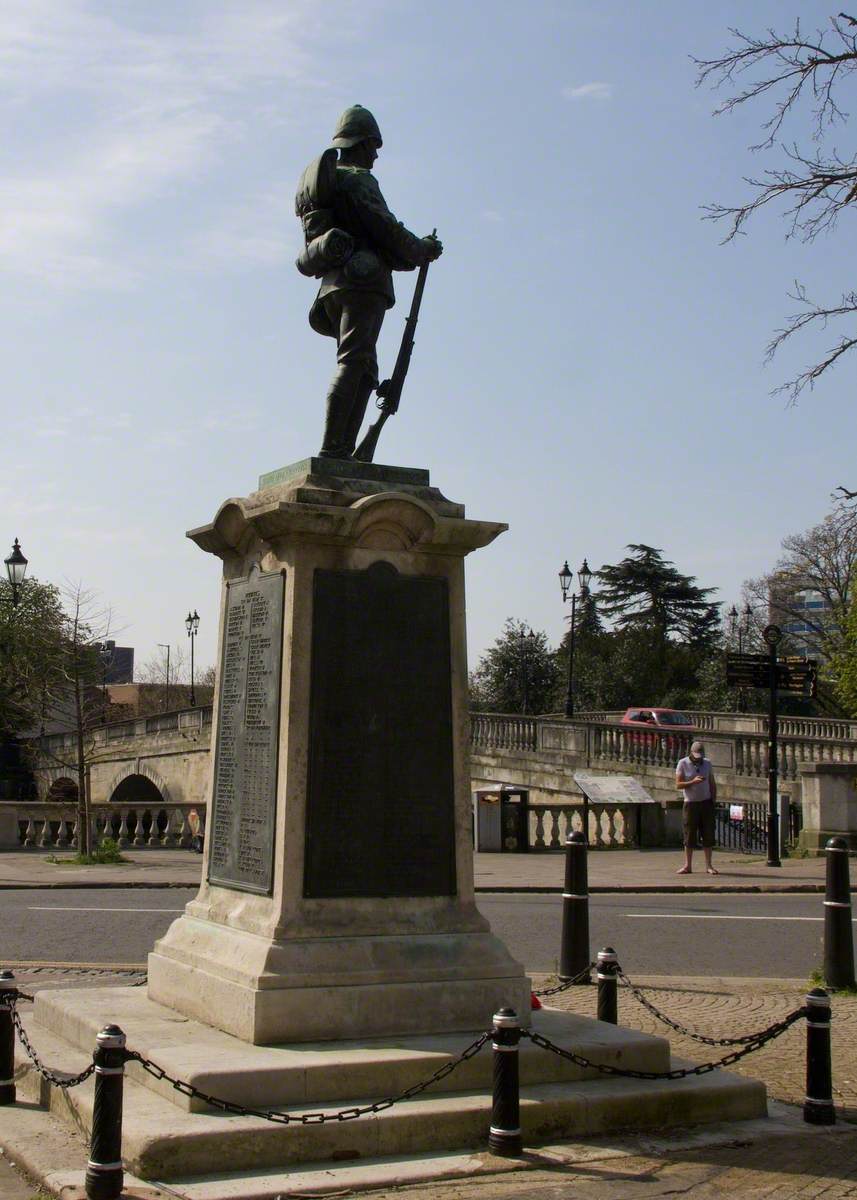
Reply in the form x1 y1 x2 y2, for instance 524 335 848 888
295 106 442 460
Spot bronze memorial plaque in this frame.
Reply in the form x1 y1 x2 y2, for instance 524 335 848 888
208 569 285 894
305 562 456 898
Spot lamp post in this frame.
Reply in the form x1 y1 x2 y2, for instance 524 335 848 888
559 557 592 718
185 610 200 707
99 640 115 723
728 603 755 711
518 627 535 714
157 643 171 712
4 539 28 608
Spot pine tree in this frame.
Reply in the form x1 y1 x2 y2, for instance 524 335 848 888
595 545 720 646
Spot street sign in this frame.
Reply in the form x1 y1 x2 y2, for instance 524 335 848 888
725 653 818 696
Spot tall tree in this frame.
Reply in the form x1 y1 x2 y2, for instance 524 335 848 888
696 14 857 401
595 545 720 647
470 619 559 715
33 586 117 857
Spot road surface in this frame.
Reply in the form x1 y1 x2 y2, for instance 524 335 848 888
3 889 836 978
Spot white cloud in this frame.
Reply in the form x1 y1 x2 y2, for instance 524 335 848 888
561 82 612 101
0 0 332 288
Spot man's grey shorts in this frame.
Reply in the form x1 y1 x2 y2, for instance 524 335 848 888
683 800 715 849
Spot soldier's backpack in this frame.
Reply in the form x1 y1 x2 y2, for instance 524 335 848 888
294 148 354 278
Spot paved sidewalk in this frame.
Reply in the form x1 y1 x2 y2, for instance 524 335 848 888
0 847 833 892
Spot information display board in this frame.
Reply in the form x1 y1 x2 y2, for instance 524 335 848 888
207 569 285 895
572 773 656 805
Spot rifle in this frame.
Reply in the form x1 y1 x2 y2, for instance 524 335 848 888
353 231 436 464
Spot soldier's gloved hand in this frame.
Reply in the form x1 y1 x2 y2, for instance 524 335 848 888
422 233 443 261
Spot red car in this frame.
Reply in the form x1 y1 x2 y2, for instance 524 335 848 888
619 707 695 753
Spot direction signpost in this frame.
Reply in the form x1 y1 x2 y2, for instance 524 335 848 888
763 625 782 868
725 631 818 868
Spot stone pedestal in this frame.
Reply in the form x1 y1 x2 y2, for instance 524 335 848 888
148 459 530 1043
799 763 857 854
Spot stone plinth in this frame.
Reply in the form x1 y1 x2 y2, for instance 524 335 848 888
799 763 857 854
147 459 530 1042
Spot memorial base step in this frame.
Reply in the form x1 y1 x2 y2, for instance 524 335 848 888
16 989 766 1181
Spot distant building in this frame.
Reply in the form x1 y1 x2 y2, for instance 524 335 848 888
768 576 832 659
97 642 134 684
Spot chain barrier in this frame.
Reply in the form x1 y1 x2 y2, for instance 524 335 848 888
523 1006 805 1081
7 1000 95 1090
534 961 595 997
617 969 797 1048
125 1029 491 1124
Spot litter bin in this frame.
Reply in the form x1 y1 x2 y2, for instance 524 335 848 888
473 787 529 852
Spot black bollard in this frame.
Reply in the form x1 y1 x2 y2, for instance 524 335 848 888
803 988 835 1125
85 1024 126 1200
596 947 619 1025
488 1007 522 1157
559 831 591 983
0 970 16 1105
824 837 855 990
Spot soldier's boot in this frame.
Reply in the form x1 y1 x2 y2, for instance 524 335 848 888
319 365 363 458
341 373 377 457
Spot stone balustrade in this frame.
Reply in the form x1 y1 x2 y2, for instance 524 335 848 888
471 714 857 784
6 802 206 851
528 803 639 849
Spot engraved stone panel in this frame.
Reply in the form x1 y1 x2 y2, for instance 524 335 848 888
305 561 456 898
208 569 285 894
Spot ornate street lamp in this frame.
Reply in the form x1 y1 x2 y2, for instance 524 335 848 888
559 557 591 718
4 539 28 607
517 626 535 714
185 610 200 707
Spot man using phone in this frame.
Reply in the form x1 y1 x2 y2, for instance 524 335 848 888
675 740 718 875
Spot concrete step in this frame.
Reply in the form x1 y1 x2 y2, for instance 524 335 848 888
31 986 671 1110
15 1008 767 1182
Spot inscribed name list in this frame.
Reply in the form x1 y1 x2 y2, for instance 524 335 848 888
208 571 284 894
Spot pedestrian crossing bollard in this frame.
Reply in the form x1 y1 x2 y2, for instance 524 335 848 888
803 988 835 1126
824 837 855 990
85 1025 127 1200
596 947 619 1025
489 1007 522 1157
0 971 16 1105
559 831 591 983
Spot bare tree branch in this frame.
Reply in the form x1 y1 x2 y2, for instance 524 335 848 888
696 14 857 401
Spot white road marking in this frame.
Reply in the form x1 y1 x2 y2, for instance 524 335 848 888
27 907 183 913
624 913 845 922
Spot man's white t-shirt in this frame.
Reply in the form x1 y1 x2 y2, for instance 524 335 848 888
676 756 713 803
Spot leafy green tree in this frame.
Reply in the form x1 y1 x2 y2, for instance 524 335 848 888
833 588 857 718
470 619 559 715
0 576 68 740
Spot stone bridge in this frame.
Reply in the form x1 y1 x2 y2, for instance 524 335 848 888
7 705 856 851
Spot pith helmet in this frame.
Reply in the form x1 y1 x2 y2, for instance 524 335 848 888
331 105 383 149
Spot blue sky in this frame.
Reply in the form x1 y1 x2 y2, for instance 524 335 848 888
2 0 855 678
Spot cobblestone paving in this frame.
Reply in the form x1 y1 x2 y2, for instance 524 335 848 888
536 973 857 1122
366 1133 857 1199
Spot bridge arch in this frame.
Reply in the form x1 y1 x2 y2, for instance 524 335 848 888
106 763 172 805
45 776 78 803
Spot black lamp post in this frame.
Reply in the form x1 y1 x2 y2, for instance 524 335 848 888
518 627 535 714
559 557 592 718
158 643 171 712
4 539 28 607
99 640 115 723
185 610 200 706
